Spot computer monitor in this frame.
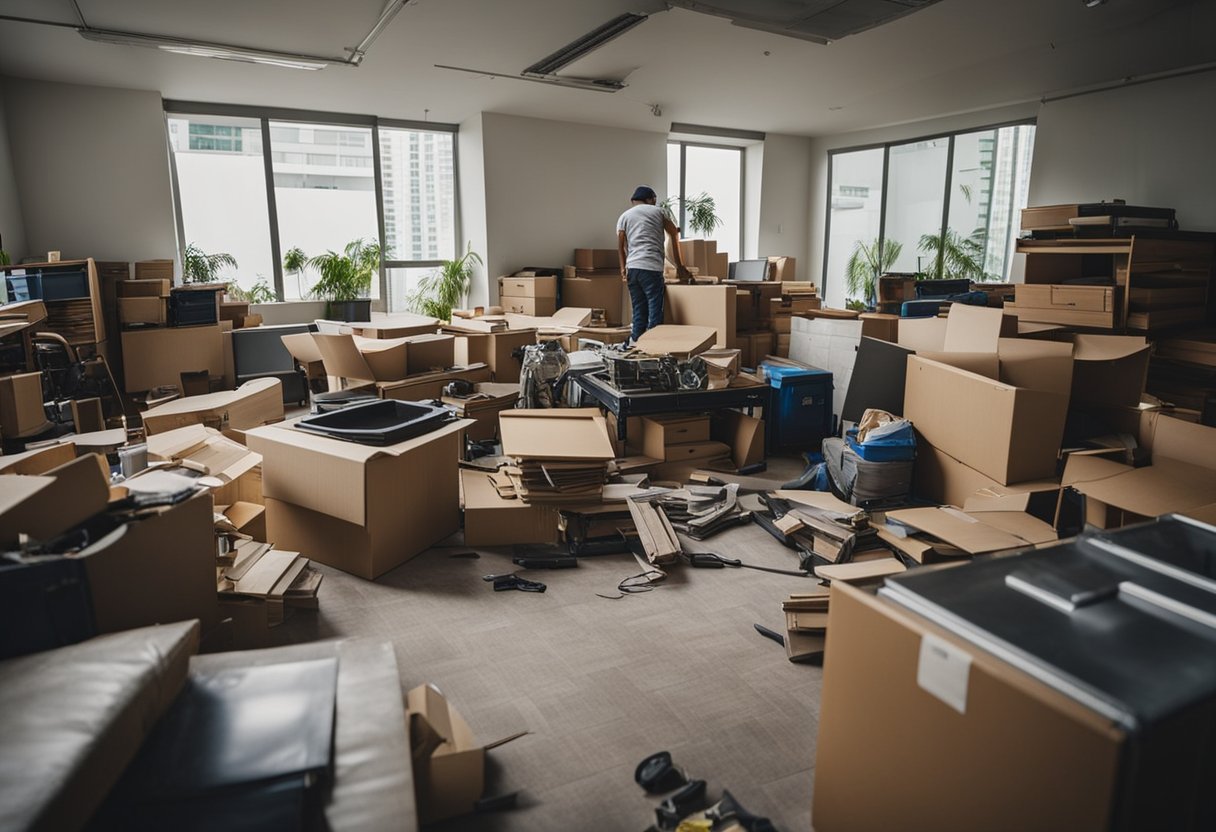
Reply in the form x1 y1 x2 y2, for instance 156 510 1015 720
731 259 770 281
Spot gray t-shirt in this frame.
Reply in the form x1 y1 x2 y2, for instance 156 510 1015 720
616 204 666 272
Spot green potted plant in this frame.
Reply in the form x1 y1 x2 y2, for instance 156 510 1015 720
182 242 237 284
408 243 482 322
308 237 380 322
917 228 993 282
845 238 903 308
660 193 723 238
226 278 276 304
282 246 310 299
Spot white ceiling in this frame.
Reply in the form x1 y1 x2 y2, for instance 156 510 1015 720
1 0 1213 136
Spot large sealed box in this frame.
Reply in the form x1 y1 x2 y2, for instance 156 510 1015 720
561 276 625 326
664 284 737 348
904 339 1074 484
117 296 166 325
498 275 556 299
499 296 556 317
121 324 224 392
247 419 469 579
0 371 50 438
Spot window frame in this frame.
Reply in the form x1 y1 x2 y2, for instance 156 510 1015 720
164 100 459 309
822 117 1036 300
667 140 745 257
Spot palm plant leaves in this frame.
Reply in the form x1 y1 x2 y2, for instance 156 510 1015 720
844 238 902 300
918 228 993 281
684 193 723 237
183 242 238 284
408 242 482 322
282 246 308 275
308 236 381 302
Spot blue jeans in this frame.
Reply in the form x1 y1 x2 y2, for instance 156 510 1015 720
627 268 665 342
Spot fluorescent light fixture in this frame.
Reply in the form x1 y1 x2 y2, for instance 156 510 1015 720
523 13 648 76
78 28 341 70
435 64 625 93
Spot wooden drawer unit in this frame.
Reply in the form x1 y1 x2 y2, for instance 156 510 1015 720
1009 284 1119 328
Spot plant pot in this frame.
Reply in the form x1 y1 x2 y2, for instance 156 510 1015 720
327 299 372 322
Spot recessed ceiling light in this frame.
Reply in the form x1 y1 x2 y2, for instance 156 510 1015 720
1082 0 1108 8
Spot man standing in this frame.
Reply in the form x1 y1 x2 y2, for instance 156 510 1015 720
617 185 691 344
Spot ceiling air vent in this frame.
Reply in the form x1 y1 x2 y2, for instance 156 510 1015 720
667 0 943 44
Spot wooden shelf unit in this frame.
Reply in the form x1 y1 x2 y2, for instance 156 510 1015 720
1013 236 1216 332
1 258 108 353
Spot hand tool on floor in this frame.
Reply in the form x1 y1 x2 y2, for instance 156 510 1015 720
686 551 811 577
753 623 785 647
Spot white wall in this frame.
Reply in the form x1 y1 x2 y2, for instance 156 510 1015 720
0 83 25 263
479 112 666 301
1028 71 1216 232
756 133 813 271
457 112 490 307
2 77 178 264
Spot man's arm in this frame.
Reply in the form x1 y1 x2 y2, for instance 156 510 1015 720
617 230 629 283
664 218 692 280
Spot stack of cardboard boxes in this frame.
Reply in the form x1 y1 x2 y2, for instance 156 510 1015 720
498 274 557 317
563 249 627 326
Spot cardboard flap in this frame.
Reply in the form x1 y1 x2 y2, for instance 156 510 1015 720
966 509 1058 545
0 454 110 544
897 317 947 352
943 304 1004 353
1071 334 1149 363
635 325 716 357
281 332 324 364
1060 453 1133 488
0 443 77 475
499 410 615 460
887 506 1032 554
996 339 1074 394
313 333 375 381
1071 458 1216 518
0 475 56 518
1147 413 1216 471
918 351 1000 380
408 684 477 754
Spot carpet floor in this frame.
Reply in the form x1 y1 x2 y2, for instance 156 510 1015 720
277 455 821 832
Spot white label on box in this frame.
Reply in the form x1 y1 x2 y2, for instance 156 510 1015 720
917 633 971 714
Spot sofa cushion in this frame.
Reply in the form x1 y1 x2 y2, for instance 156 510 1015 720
0 620 199 832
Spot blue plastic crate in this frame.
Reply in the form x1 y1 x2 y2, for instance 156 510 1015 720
761 363 833 451
845 426 916 462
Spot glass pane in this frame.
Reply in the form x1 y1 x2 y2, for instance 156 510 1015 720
167 115 274 294
270 121 380 300
823 148 884 308
666 142 680 223
386 266 437 314
884 137 949 275
379 128 457 263
683 145 742 259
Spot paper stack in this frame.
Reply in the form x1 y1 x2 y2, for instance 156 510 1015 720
499 409 616 504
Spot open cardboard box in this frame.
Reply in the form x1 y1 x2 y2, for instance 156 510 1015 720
914 441 1061 514
141 377 284 435
378 364 491 403
247 417 471 579
904 337 1074 485
444 328 535 383
312 333 411 383
1066 334 1150 409
1060 412 1216 529
407 683 525 824
144 423 261 489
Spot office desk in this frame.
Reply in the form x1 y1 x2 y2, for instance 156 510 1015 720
574 371 771 445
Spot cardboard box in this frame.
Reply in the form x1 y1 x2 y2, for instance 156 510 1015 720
769 256 796 281
442 382 519 442
561 276 625 326
641 414 711 460
712 410 765 469
121 324 224 393
1010 284 1120 328
1067 334 1149 409
904 339 1074 484
248 419 469 579
814 582 1131 831
134 259 174 280
0 372 50 438
280 332 326 381
664 284 737 348
404 333 455 375
0 454 110 546
737 331 775 368
118 279 170 298
311 333 410 383
117 296 166 325
141 377 284 435
914 439 1060 514
460 469 560 546
499 296 557 317
406 683 523 824
859 312 899 343
453 329 534 383
220 501 267 543
1061 413 1216 528
498 275 557 299
573 248 618 270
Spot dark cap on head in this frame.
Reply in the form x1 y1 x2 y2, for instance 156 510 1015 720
631 185 657 201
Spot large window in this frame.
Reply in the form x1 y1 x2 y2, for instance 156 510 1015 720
167 103 459 307
822 122 1036 308
668 141 744 259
